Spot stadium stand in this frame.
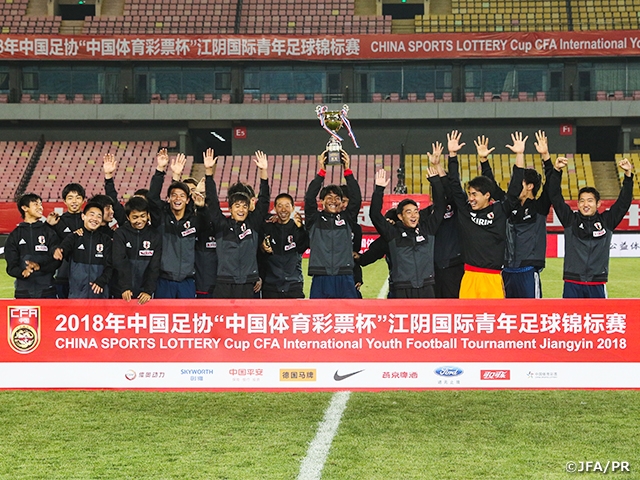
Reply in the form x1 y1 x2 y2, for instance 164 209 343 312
0 141 37 201
403 153 593 199
0 0 61 35
24 140 184 202
616 153 640 198
571 0 640 30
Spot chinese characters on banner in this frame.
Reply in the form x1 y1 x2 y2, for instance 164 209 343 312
2 31 640 60
1 299 639 389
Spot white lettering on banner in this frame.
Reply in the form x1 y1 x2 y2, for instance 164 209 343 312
51 311 627 336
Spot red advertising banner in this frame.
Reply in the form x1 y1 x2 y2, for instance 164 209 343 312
1 31 640 61
1 299 639 389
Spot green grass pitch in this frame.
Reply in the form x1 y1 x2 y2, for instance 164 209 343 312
1 258 639 479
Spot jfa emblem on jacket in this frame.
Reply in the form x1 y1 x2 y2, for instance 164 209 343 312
7 306 41 354
35 235 48 252
96 243 104 257
593 222 606 237
143 240 151 249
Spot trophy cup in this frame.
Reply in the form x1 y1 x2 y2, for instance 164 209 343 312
316 104 359 166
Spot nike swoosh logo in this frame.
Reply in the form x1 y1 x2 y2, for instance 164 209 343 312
334 369 364 381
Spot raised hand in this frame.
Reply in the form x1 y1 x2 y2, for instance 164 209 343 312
170 153 187 180
426 165 439 178
156 148 169 171
253 150 268 170
534 130 549 158
103 153 117 179
318 150 327 171
474 135 495 159
293 211 303 228
203 148 217 171
555 156 568 171
375 169 390 188
341 150 351 170
46 211 60 226
191 190 205 207
447 130 466 155
428 141 444 165
619 158 633 176
505 131 528 154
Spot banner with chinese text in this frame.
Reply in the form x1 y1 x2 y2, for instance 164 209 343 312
2 299 639 389
1 31 640 61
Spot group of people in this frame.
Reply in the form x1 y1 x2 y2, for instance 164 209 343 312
5 129 634 301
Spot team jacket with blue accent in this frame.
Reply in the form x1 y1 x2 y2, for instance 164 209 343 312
57 227 112 298
548 168 633 283
504 160 553 269
260 219 309 291
447 155 521 271
148 169 208 282
112 223 162 297
5 221 61 296
370 176 445 289
206 175 270 285
304 170 362 276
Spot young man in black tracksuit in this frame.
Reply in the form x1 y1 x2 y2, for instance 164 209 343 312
46 182 85 298
259 193 309 298
305 150 362 299
370 164 446 298
502 131 554 298
53 202 113 299
356 208 396 297
112 197 162 304
5 193 60 298
204 148 270 298
446 131 521 298
549 156 633 298
148 149 208 298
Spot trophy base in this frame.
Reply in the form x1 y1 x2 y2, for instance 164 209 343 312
326 150 343 166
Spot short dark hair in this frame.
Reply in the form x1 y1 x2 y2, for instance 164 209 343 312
134 188 149 197
182 177 198 189
275 193 294 206
228 182 255 200
523 168 542 197
124 196 149 216
578 186 600 203
90 194 115 208
167 181 190 199
467 175 494 195
83 201 104 215
384 208 398 222
397 199 418 215
229 192 250 207
319 184 343 200
62 183 85 200
17 193 42 218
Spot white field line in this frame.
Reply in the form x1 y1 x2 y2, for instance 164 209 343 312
377 278 389 299
297 391 351 480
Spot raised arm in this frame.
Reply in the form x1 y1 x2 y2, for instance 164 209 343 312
148 149 169 211
103 153 127 226
252 150 271 221
476 135 503 200
423 166 446 235
342 150 362 224
202 148 226 229
304 152 327 228
446 130 469 211
547 156 575 227
534 130 553 215
370 169 395 241
604 158 634 229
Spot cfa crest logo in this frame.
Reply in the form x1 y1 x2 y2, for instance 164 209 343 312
7 306 41 354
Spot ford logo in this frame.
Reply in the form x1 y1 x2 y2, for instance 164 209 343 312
435 366 464 377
